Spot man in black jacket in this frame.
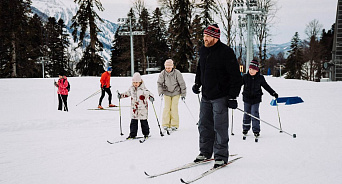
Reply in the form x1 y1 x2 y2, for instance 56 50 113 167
192 24 242 168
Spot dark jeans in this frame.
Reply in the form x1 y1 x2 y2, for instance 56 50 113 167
243 102 260 133
99 87 112 106
129 119 150 137
198 96 229 163
58 94 68 111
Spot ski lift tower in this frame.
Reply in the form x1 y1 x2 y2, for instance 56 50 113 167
233 0 265 72
117 17 146 76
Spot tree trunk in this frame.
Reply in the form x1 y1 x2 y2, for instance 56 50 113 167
11 32 17 77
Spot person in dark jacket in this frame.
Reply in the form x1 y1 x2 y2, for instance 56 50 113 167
192 24 242 168
242 60 278 137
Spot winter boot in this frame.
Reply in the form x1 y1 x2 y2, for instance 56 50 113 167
194 154 209 163
171 127 178 131
98 105 104 109
242 130 248 135
213 159 226 168
126 135 136 140
109 104 116 107
254 132 260 137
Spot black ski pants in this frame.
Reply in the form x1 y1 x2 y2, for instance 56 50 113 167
58 94 68 111
129 119 150 137
99 87 112 106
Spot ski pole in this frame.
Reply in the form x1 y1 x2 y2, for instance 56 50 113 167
151 101 164 136
231 109 234 135
76 89 101 106
54 80 56 110
159 95 163 124
236 107 296 138
275 99 283 133
182 98 197 125
117 90 124 136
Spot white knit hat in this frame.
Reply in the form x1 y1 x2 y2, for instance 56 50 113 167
132 72 142 82
164 59 174 67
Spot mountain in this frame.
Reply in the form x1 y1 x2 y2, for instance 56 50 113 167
31 0 118 66
266 42 291 58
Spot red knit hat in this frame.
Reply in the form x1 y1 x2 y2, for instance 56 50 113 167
249 60 259 71
203 24 220 39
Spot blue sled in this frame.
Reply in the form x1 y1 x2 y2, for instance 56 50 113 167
270 96 304 106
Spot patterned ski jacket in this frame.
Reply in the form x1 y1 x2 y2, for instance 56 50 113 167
57 77 68 95
157 69 187 97
119 81 154 120
100 71 111 88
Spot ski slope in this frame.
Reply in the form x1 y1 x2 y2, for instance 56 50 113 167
1 74 342 184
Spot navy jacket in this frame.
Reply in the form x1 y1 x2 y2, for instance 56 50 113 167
195 40 242 100
242 72 275 104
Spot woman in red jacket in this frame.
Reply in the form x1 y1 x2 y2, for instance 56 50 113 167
55 74 69 111
98 67 115 109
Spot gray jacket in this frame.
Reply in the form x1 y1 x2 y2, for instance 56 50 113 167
157 69 186 97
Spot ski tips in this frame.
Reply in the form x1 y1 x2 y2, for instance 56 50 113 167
144 171 155 178
107 140 113 144
180 178 189 184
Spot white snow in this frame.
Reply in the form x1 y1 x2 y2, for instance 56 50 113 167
1 74 342 184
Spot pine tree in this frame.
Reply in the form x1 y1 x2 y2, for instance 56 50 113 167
0 0 32 77
71 0 105 76
111 30 130 76
197 0 216 27
190 14 204 72
26 14 44 77
285 32 304 79
169 0 194 72
147 7 169 70
56 19 71 76
136 7 149 74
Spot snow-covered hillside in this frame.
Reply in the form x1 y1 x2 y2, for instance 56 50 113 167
31 0 118 63
1 74 342 184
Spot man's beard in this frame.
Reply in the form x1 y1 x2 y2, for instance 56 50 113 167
204 39 215 47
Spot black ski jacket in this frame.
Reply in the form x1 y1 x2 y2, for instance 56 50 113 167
242 72 275 104
195 40 242 100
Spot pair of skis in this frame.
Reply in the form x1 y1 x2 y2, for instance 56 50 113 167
145 155 242 183
107 135 150 144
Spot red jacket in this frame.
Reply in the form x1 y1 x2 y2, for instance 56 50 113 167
100 71 111 88
57 77 69 95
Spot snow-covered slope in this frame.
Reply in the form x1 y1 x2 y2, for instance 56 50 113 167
1 74 342 184
31 0 118 63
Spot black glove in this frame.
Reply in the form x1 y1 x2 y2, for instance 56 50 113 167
181 96 185 101
273 92 278 99
54 82 58 87
192 84 201 94
117 93 121 99
228 99 237 109
149 96 154 102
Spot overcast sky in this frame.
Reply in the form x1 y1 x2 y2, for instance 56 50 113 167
97 0 337 44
